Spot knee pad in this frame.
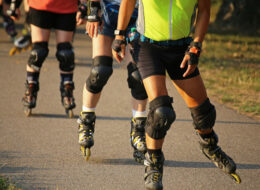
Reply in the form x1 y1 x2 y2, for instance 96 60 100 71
56 42 75 72
190 98 216 130
146 96 176 139
86 56 113 93
127 62 148 100
28 42 49 71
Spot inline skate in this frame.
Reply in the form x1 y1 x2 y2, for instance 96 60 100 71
77 111 96 161
60 81 76 118
130 117 147 164
198 130 241 184
22 81 39 116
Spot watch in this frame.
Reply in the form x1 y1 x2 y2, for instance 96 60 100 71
114 29 126 36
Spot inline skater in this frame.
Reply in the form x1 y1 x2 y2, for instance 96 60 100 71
76 0 148 162
8 0 32 56
18 0 80 117
112 0 241 189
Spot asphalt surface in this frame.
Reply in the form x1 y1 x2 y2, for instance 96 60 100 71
0 25 260 190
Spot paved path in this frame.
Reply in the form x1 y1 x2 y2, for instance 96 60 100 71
0 26 260 190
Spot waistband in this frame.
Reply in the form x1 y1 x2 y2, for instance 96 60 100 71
140 35 192 46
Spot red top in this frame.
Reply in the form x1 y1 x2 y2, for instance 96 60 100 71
28 0 78 14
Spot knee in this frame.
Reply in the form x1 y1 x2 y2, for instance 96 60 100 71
28 42 49 71
56 42 75 72
127 62 147 100
86 56 113 94
146 96 176 139
190 98 216 130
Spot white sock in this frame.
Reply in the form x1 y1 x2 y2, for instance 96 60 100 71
133 110 146 118
82 105 96 112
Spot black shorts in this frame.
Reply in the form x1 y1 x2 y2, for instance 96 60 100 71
135 40 200 80
28 7 76 31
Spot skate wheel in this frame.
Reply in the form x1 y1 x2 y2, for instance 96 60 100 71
231 173 241 184
9 47 20 56
85 148 91 161
66 109 74 118
24 108 32 117
81 146 91 161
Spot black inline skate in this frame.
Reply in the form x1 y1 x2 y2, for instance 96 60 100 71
144 152 164 190
77 111 96 161
198 130 241 184
22 81 39 117
130 117 147 164
60 81 76 118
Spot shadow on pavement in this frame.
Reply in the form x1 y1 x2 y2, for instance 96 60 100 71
176 119 260 125
87 157 260 170
28 113 78 119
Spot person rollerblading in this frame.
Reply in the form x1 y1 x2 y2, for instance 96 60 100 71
144 152 164 190
198 131 241 183
130 117 147 164
77 111 96 161
60 81 76 118
22 81 39 117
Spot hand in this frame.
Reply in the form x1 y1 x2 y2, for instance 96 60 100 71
9 8 21 21
180 53 198 78
86 21 102 38
112 35 126 63
76 11 86 26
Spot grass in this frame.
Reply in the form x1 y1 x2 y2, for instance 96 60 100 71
199 33 260 120
0 176 21 190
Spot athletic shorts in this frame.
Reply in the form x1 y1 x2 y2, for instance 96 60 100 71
28 7 76 31
135 38 200 80
100 4 137 38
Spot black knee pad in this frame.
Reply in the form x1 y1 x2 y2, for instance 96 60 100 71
190 98 216 130
86 56 113 93
127 62 148 100
28 42 49 71
56 42 75 72
146 96 176 139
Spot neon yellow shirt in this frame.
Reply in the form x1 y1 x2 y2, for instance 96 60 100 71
137 0 198 41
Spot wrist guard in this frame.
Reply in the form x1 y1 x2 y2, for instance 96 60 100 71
87 1 101 23
112 39 126 53
78 3 88 19
6 0 22 17
187 41 202 65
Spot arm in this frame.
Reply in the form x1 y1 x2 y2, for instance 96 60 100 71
180 0 210 77
76 0 88 26
112 0 137 63
6 0 23 20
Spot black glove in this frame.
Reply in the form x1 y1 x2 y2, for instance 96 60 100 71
87 1 101 23
78 3 88 19
112 39 126 53
187 42 202 65
6 0 22 18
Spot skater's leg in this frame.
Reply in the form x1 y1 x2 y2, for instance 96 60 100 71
55 30 76 117
78 34 114 160
142 75 176 190
173 75 240 182
22 25 50 116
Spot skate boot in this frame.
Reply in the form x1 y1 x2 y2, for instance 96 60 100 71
60 81 76 118
9 29 32 56
130 117 147 164
22 81 39 117
3 15 17 41
144 152 164 190
77 111 96 161
198 130 241 183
